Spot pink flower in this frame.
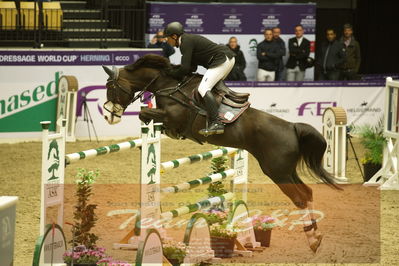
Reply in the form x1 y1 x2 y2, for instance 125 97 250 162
63 251 72 257
97 247 106 253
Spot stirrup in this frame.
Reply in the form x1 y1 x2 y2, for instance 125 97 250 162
198 120 224 137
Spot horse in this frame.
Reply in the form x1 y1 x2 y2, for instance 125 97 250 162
102 53 341 252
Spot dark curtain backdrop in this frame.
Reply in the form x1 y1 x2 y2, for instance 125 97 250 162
311 0 398 75
355 0 399 74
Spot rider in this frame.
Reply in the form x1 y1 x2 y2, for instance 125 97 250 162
164 21 235 136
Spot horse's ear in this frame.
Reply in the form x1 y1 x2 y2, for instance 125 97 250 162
102 66 114 79
112 66 119 79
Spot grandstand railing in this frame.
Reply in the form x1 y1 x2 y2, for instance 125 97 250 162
98 0 147 48
0 0 146 48
0 1 63 47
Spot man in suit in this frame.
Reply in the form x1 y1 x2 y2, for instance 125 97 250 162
286 25 310 81
316 28 346 80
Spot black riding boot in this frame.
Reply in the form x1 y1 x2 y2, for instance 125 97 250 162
199 91 225 136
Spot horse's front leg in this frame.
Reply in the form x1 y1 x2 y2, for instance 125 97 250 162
139 107 167 124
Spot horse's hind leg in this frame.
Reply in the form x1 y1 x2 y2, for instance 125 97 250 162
258 157 323 252
291 171 323 252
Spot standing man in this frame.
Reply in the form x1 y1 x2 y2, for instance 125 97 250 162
286 25 310 81
340 24 361 80
147 30 175 59
256 29 282 81
226 36 247 81
316 28 346 80
272 27 286 81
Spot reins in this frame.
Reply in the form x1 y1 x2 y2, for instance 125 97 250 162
152 75 201 112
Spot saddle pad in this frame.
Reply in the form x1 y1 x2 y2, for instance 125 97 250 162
218 101 250 124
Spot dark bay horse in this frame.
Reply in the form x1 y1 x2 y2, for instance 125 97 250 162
102 54 341 252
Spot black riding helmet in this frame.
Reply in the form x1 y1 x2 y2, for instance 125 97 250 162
164 22 184 37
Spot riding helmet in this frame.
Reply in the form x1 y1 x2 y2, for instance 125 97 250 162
164 22 184 37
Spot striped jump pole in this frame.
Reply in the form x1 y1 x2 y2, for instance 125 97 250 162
65 139 143 165
161 169 236 194
160 192 234 220
161 147 238 171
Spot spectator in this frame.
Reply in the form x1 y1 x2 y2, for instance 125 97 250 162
147 31 175 59
256 29 282 81
225 36 247 81
272 27 286 81
340 23 361 80
316 28 346 80
286 25 310 81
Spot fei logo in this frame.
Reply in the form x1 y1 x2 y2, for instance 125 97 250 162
297 101 337 116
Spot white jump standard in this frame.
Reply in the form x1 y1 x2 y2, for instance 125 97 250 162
33 120 68 265
322 107 348 184
364 77 399 190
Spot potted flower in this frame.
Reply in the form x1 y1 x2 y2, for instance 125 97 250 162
63 246 130 266
252 215 275 247
209 223 238 258
357 121 386 182
162 240 187 266
63 169 129 266
202 208 229 225
63 246 106 266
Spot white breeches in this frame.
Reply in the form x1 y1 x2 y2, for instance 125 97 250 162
198 56 235 97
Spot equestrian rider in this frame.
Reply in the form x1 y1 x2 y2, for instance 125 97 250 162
164 21 235 136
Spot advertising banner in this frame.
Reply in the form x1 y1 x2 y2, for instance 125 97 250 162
228 81 384 132
0 49 161 140
146 2 316 81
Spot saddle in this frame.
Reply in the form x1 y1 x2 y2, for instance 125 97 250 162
192 80 251 124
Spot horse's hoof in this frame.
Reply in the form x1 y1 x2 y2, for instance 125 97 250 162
309 234 323 253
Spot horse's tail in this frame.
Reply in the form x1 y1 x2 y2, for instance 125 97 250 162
294 122 342 190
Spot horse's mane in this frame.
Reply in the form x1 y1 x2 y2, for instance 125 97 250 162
124 54 172 73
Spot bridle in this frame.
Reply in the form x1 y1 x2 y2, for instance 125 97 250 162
103 69 159 118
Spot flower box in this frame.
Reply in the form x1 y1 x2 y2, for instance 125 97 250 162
254 228 272 247
210 236 236 258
